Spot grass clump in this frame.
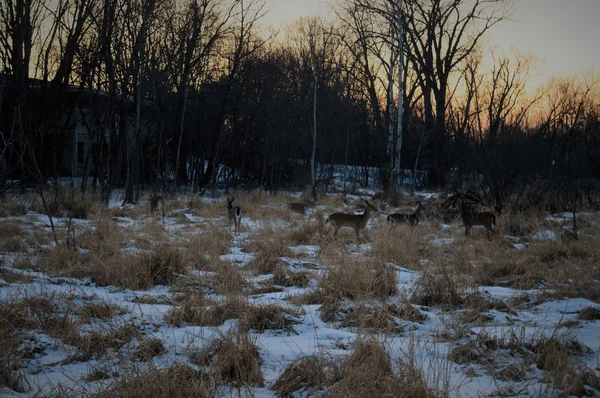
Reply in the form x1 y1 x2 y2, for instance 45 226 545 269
272 354 340 397
239 304 299 334
273 265 312 287
577 306 600 321
245 253 286 275
166 296 298 333
0 340 28 392
326 337 439 398
78 302 124 322
91 243 185 289
95 364 215 398
191 330 264 387
410 267 464 308
134 338 166 361
374 224 425 269
317 258 397 302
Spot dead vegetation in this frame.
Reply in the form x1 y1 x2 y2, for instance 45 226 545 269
2 191 600 396
95 364 215 397
191 330 264 387
90 243 185 289
272 354 340 397
165 295 299 333
0 294 141 365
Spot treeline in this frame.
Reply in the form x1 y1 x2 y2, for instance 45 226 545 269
1 0 599 207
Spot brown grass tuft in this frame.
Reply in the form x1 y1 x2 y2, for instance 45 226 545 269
285 213 325 245
78 302 124 322
166 295 297 333
0 339 28 392
77 217 126 257
273 265 312 287
245 253 287 275
577 306 600 321
272 354 340 397
183 226 231 264
239 304 299 333
91 243 185 289
193 330 264 387
95 364 215 397
134 338 166 361
374 224 426 269
244 225 294 259
327 337 438 398
317 257 397 302
410 267 464 308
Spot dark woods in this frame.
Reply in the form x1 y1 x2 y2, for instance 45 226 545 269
1 0 599 208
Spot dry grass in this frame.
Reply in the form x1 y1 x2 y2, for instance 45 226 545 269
318 299 425 332
272 354 340 397
134 338 166 361
0 268 35 284
0 294 140 363
78 302 125 322
526 335 599 395
0 220 25 238
0 236 27 252
326 337 439 398
577 306 600 320
182 225 231 263
373 224 428 269
76 323 141 360
166 295 298 333
95 364 215 397
77 217 126 257
244 224 294 259
0 337 28 393
245 253 287 275
191 330 264 387
273 265 312 287
318 257 397 301
29 188 97 219
410 266 465 308
204 261 249 295
35 244 90 277
0 201 27 217
285 212 326 245
91 243 185 289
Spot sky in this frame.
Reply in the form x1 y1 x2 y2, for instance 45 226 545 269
261 0 600 79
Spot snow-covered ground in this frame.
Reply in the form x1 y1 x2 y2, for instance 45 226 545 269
1 193 599 397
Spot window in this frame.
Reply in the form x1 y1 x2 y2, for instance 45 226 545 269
77 141 85 165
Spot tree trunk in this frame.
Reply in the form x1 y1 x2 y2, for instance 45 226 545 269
311 73 317 202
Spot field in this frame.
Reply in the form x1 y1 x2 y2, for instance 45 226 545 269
1 189 599 397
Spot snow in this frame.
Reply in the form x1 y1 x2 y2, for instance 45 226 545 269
1 200 599 397
532 230 557 241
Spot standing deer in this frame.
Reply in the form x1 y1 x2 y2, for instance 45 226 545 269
227 197 242 234
325 200 372 243
150 195 165 223
387 202 425 227
458 200 496 238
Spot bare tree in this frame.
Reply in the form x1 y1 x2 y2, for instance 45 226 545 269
404 0 510 185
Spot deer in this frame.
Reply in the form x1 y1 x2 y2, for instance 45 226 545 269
227 197 242 234
458 199 496 238
387 201 425 227
288 200 315 215
325 200 373 243
150 194 165 223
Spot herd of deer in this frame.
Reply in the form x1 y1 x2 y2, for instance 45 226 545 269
149 193 498 242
